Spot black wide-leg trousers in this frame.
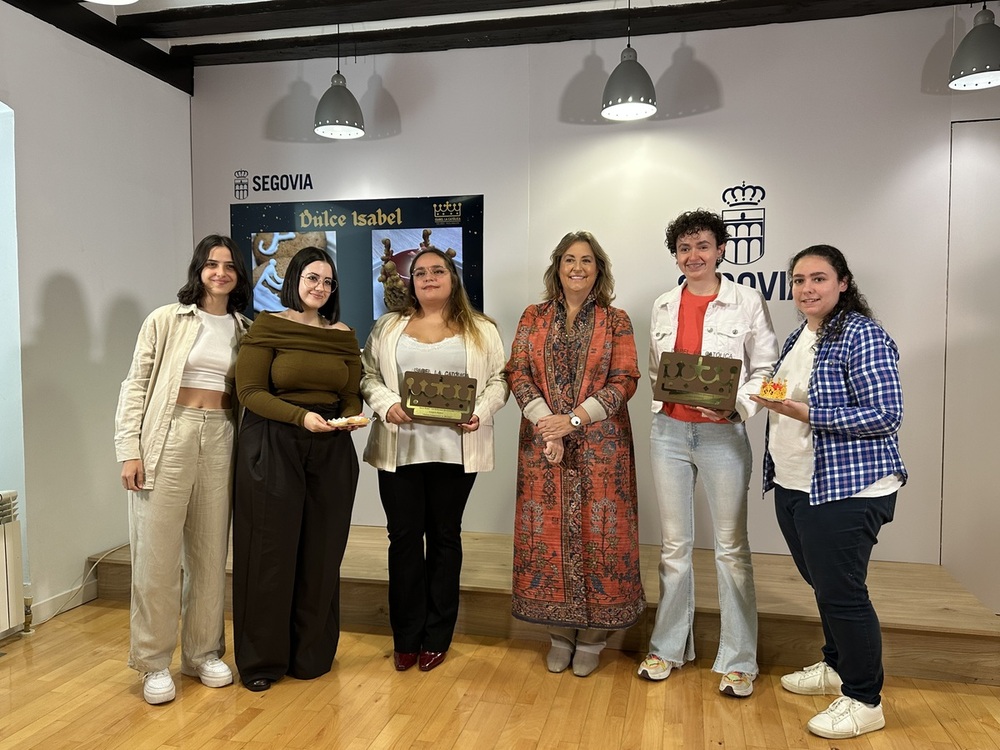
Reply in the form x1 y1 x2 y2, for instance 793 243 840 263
233 410 359 685
377 463 477 653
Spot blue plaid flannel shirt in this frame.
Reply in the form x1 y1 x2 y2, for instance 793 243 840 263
763 312 907 505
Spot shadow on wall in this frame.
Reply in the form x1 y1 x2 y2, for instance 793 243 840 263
558 39 722 125
264 79 327 143
652 42 722 121
559 47 614 125
921 15 964 95
20 274 144 591
358 71 401 140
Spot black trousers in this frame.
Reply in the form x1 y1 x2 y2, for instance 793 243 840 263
233 410 359 684
774 484 897 706
377 463 477 653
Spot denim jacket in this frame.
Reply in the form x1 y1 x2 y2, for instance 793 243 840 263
649 276 779 422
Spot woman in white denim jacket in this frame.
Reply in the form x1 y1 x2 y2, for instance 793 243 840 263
638 210 778 698
114 235 251 705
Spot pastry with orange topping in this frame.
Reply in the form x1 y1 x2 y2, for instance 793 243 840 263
759 377 788 401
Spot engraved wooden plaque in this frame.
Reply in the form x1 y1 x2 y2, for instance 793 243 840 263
653 352 742 411
400 371 478 424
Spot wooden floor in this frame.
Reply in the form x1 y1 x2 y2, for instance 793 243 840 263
1 599 999 750
91 526 1000 685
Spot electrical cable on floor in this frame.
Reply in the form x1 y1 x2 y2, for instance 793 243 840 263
27 542 130 630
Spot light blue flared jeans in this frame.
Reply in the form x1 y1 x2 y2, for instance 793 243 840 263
647 412 758 676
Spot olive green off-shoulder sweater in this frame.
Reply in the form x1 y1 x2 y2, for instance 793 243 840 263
236 312 362 426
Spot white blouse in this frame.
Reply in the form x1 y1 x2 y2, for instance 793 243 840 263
394 333 467 466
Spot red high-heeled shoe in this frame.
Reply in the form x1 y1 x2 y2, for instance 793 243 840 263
418 650 447 671
393 651 418 671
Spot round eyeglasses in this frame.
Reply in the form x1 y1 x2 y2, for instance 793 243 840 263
301 273 337 292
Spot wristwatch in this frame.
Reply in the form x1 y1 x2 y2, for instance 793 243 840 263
568 413 583 428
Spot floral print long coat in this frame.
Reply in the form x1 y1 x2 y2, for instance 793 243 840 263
505 297 645 629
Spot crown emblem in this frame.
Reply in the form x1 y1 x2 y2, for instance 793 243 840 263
234 169 249 179
722 181 765 207
433 201 462 225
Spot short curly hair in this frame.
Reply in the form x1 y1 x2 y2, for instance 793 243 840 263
664 210 730 263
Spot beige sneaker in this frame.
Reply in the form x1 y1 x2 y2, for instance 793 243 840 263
637 654 672 681
719 671 755 697
780 661 843 695
807 696 885 739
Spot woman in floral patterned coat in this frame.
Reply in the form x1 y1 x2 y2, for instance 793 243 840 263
505 230 644 678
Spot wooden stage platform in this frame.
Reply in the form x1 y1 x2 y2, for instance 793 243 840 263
90 525 1000 686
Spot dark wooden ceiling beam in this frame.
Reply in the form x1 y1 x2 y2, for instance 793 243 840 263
2 0 193 94
172 0 956 67
1 0 957 92
118 0 567 38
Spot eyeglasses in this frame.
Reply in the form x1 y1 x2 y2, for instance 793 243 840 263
411 266 449 281
301 273 336 291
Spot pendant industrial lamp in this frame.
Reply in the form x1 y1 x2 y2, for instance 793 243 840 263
601 0 657 121
314 26 366 139
949 2 1000 90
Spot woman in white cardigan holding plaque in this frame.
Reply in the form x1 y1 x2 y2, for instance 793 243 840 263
639 209 778 697
361 247 508 673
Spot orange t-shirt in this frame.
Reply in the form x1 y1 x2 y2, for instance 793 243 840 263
662 287 718 423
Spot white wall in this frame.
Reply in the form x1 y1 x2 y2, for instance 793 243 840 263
943 120 1000 612
7 3 999 617
0 101 27 638
0 3 193 620
191 7 960 569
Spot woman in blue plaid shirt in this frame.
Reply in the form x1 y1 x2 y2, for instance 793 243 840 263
752 245 906 741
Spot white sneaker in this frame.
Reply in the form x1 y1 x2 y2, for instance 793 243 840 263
780 661 843 695
183 658 234 688
637 654 672 681
142 669 176 705
807 696 885 739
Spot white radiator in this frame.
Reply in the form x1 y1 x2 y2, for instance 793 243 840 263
0 490 24 632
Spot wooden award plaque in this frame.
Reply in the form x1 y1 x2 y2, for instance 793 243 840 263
653 352 743 411
400 371 478 424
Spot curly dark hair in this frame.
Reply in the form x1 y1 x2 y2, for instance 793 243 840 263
541 231 616 307
789 244 875 342
280 246 341 323
176 234 252 313
664 210 729 267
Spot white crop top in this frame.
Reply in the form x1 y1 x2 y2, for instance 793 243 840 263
182 310 237 394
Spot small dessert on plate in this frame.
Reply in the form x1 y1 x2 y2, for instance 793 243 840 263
326 415 371 428
758 377 788 401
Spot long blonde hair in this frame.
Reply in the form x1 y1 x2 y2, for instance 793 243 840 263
397 247 496 351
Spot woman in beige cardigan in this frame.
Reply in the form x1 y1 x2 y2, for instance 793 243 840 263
361 247 508 672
